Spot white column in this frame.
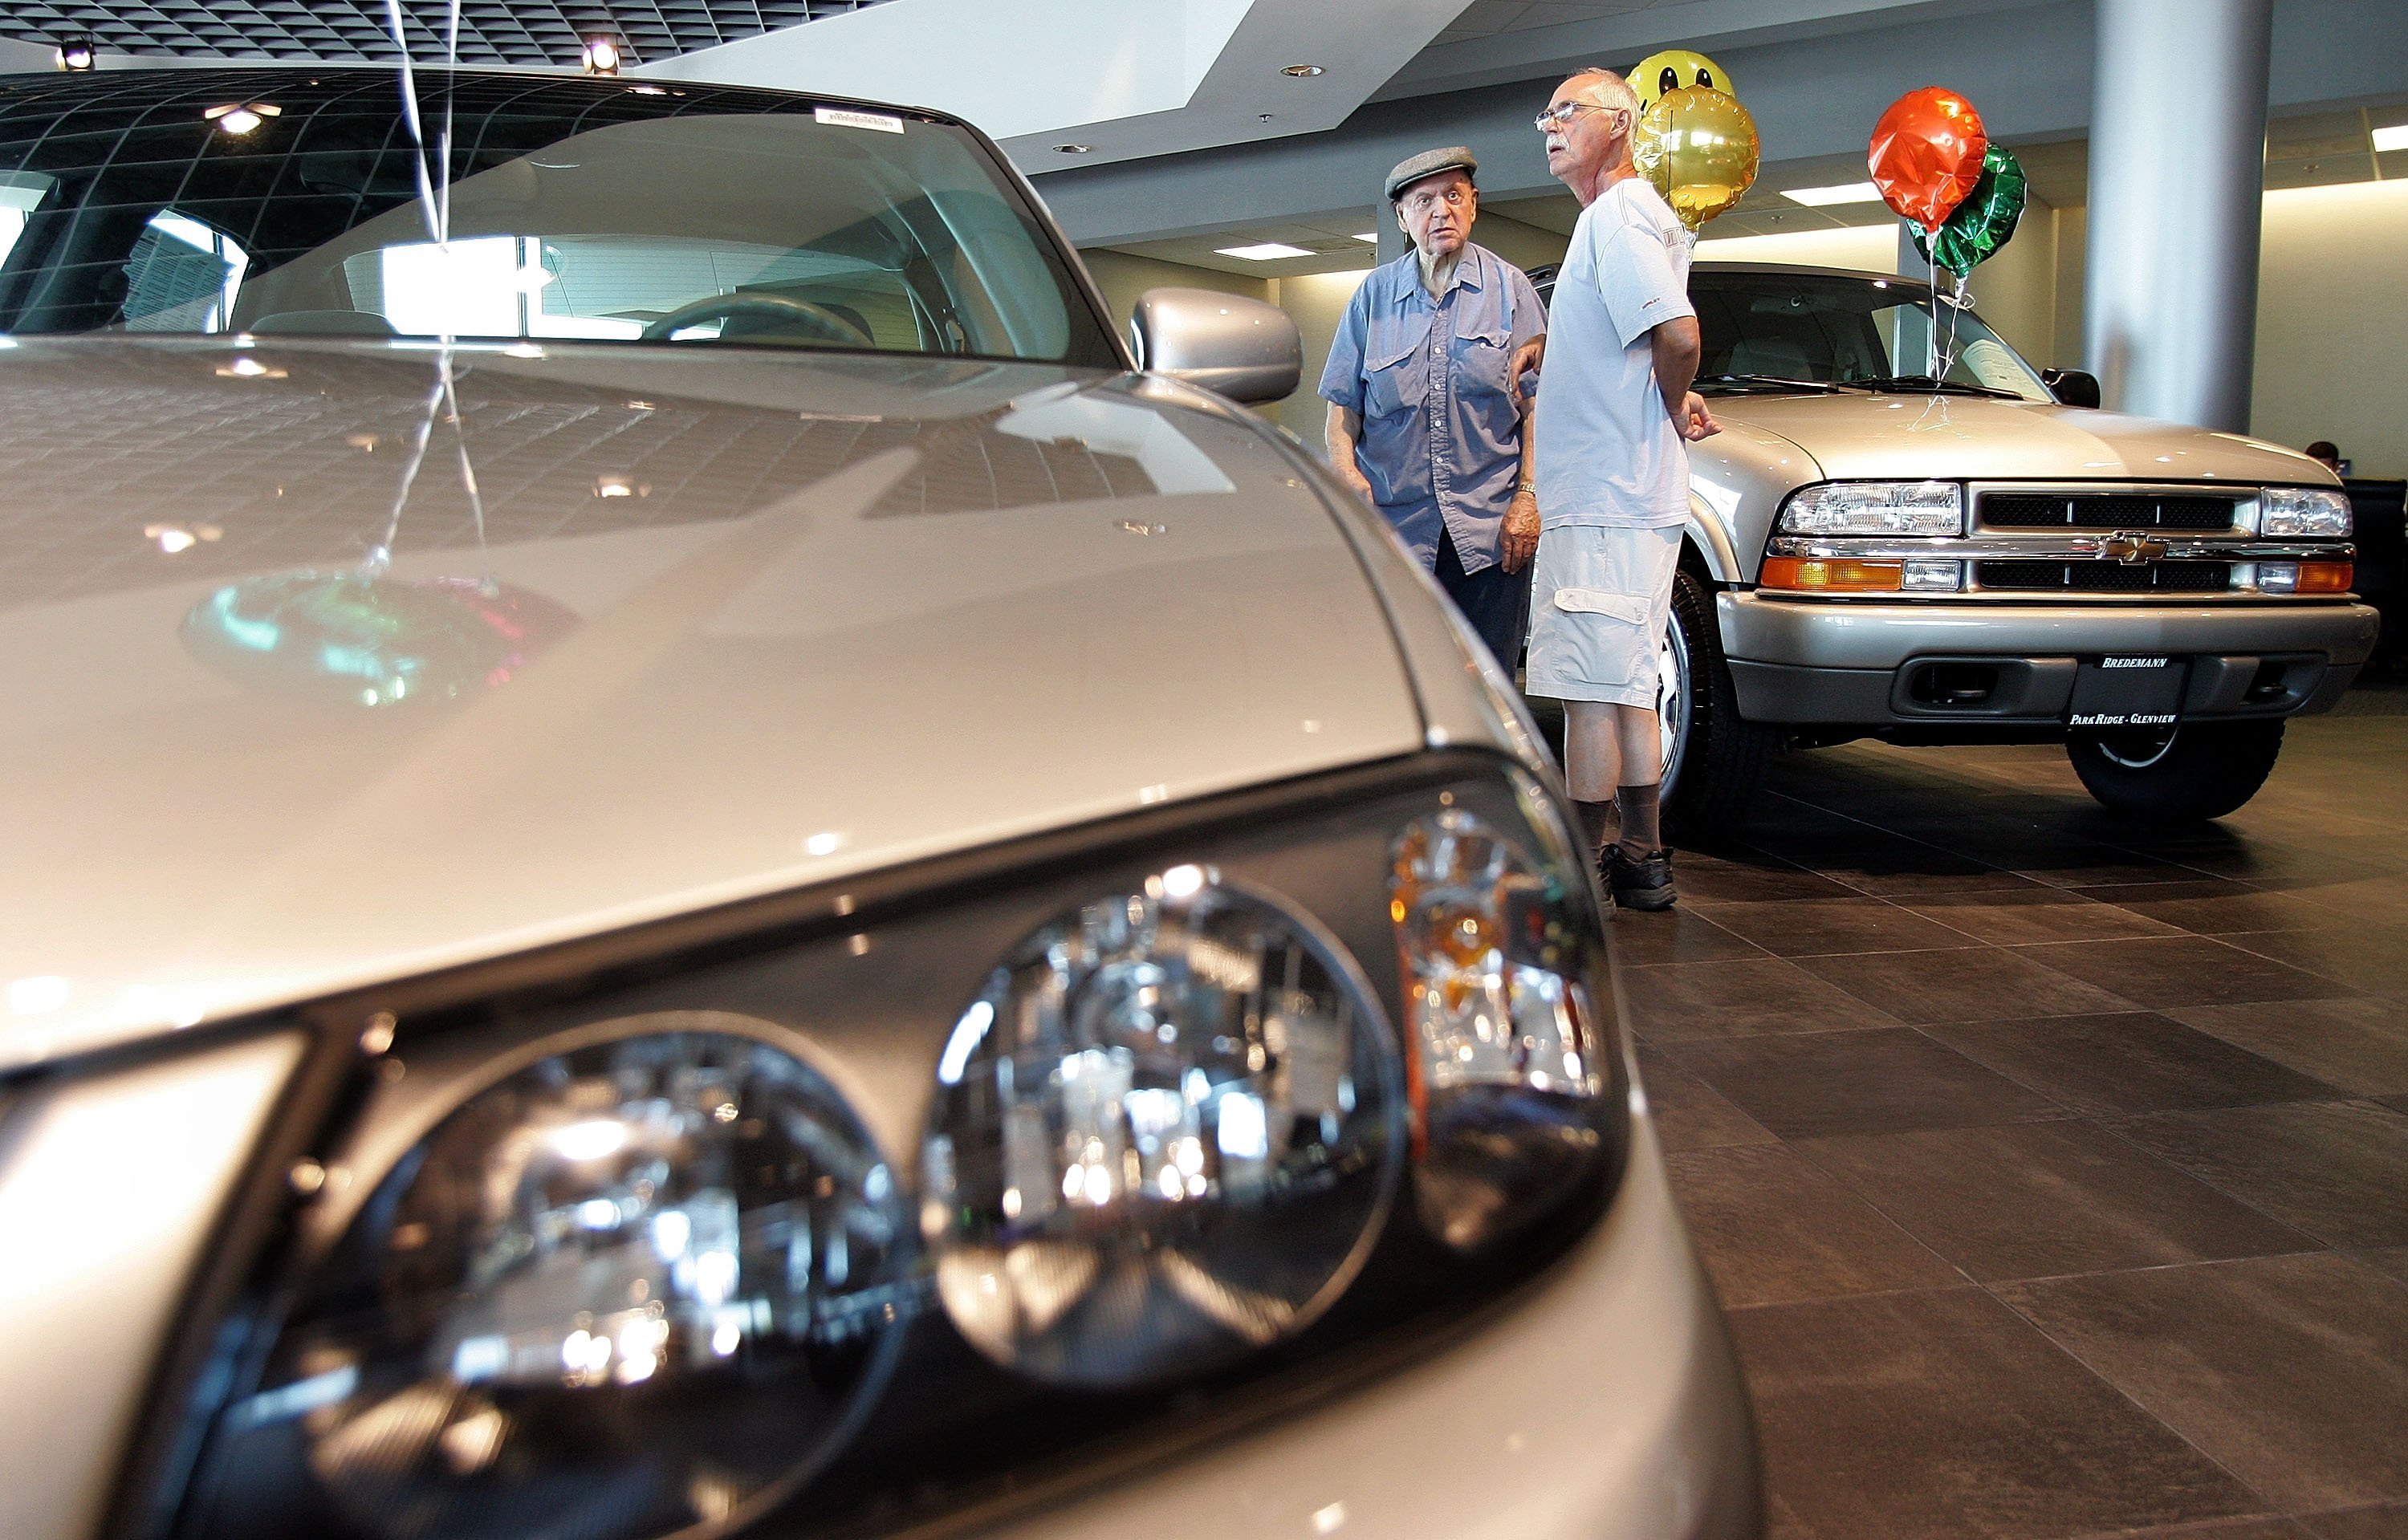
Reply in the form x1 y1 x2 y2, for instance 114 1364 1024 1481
2082 0 2272 429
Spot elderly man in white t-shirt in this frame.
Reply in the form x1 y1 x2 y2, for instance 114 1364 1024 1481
1527 66 1719 911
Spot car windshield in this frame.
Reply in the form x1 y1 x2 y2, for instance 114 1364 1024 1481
1692 270 2052 401
0 69 1119 367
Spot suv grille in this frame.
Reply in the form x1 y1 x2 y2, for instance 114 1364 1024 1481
1977 559 2231 594
1982 493 2239 530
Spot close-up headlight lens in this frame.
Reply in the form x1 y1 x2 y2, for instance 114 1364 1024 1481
2259 486 2352 537
193 1030 906 1540
922 868 1403 1388
1389 808 1608 1252
1778 480 1964 536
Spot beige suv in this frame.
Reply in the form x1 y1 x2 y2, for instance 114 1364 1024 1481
1537 262 2377 824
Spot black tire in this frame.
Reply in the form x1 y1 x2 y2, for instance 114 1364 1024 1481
1662 564 1779 835
2066 720 2285 821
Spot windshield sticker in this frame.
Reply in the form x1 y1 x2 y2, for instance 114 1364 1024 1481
815 107 905 135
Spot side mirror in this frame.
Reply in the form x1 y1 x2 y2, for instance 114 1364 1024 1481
1128 286 1300 405
2042 368 2102 408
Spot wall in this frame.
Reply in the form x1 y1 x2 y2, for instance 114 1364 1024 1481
1268 268 1372 442
2250 179 2408 477
1694 223 1897 274
1080 248 1268 341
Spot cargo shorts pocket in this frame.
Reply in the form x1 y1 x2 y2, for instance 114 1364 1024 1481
1552 588 1653 626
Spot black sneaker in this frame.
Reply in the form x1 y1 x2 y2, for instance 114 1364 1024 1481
1605 846 1677 911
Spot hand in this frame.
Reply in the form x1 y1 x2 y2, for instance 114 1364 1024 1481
1676 392 1719 441
1509 335 1546 410
1501 489 1540 573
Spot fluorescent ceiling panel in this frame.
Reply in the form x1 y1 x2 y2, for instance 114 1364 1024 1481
1215 242 1312 260
2374 124 2408 153
1781 181 1887 207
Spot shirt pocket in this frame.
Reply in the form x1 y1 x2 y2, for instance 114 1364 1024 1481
1453 324 1515 403
1361 315 1431 419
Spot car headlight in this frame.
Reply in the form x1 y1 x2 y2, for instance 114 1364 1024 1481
186 1029 908 1540
1389 807 1609 1251
923 867 1403 1387
163 762 1629 1538
2259 486 2352 537
1778 481 1963 536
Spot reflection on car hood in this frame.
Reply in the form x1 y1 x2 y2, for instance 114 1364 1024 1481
1714 392 2333 483
0 339 1421 1068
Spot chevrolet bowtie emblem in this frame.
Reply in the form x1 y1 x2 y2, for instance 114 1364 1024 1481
2092 530 2168 564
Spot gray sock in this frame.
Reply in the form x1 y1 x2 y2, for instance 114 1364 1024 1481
1616 783 1662 859
1573 798 1616 863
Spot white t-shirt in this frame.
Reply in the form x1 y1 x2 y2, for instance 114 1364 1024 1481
1534 177 1696 530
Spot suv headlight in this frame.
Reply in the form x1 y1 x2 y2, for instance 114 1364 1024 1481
2259 486 2352 537
1778 481 1963 536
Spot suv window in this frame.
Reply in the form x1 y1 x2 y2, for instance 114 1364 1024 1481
1694 272 2052 400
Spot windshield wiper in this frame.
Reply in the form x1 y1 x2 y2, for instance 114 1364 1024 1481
1694 373 1845 395
1845 374 2028 400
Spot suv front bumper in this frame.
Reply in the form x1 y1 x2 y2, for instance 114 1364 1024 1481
1718 592 2382 727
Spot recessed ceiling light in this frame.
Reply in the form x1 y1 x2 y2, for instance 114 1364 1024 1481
2375 123 2408 153
1216 242 1313 261
1281 63 1325 77
1780 181 1886 207
1353 232 1380 243
1055 143 1092 154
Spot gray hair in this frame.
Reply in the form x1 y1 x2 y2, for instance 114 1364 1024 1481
1562 66 1640 120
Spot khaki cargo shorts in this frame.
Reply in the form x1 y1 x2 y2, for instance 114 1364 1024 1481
1523 525 1682 707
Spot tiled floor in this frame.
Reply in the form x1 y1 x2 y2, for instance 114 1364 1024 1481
1617 693 2408 1540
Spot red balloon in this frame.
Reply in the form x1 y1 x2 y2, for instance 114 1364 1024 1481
1869 87 1988 232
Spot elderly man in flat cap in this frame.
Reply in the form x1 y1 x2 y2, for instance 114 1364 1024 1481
1319 145 1548 672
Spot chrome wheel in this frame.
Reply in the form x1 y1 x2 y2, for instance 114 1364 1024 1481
2095 725 2180 770
1656 613 1692 796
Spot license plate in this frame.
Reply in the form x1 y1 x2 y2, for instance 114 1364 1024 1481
2067 656 2187 728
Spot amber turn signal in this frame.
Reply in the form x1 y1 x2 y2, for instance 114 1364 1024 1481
1758 556 1906 592
2297 561 2353 594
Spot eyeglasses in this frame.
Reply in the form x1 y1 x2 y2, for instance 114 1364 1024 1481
1532 100 1613 132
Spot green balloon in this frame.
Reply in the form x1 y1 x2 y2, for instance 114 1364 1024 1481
1912 144 2027 278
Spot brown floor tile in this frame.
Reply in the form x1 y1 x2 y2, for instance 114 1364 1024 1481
2216 927 2408 1002
2105 1522 2316 1539
1999 1254 2408 1513
1603 904 1768 966
1924 1013 2342 1116
1906 887 2186 945
1800 1121 2315 1282
1795 948 2138 1026
1732 1286 2262 1540
2109 1101 2408 1249
2349 1248 2408 1288
1633 1042 1778 1152
1617 957 1897 1042
1664 1144 1960 1308
1690 897 1980 958
2302 1503 2408 1538
1665 1027 2066 1140
2082 880 2341 936
1674 855 1861 904
2170 998 2408 1097
2013 936 2364 1010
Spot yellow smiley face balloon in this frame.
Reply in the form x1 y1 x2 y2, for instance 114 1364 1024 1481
1629 49 1734 110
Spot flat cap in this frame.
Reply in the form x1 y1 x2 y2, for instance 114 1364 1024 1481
1385 145 1477 202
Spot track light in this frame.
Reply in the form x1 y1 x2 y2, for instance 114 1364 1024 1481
55 35 95 71
580 37 621 75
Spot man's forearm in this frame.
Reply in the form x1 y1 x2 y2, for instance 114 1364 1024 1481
1324 403 1369 486
1518 398 1540 486
1650 317 1702 416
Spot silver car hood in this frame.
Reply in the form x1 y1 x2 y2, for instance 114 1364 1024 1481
1715 392 2334 484
0 339 1422 1070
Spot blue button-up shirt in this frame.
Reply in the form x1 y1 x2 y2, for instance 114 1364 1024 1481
1318 242 1545 575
